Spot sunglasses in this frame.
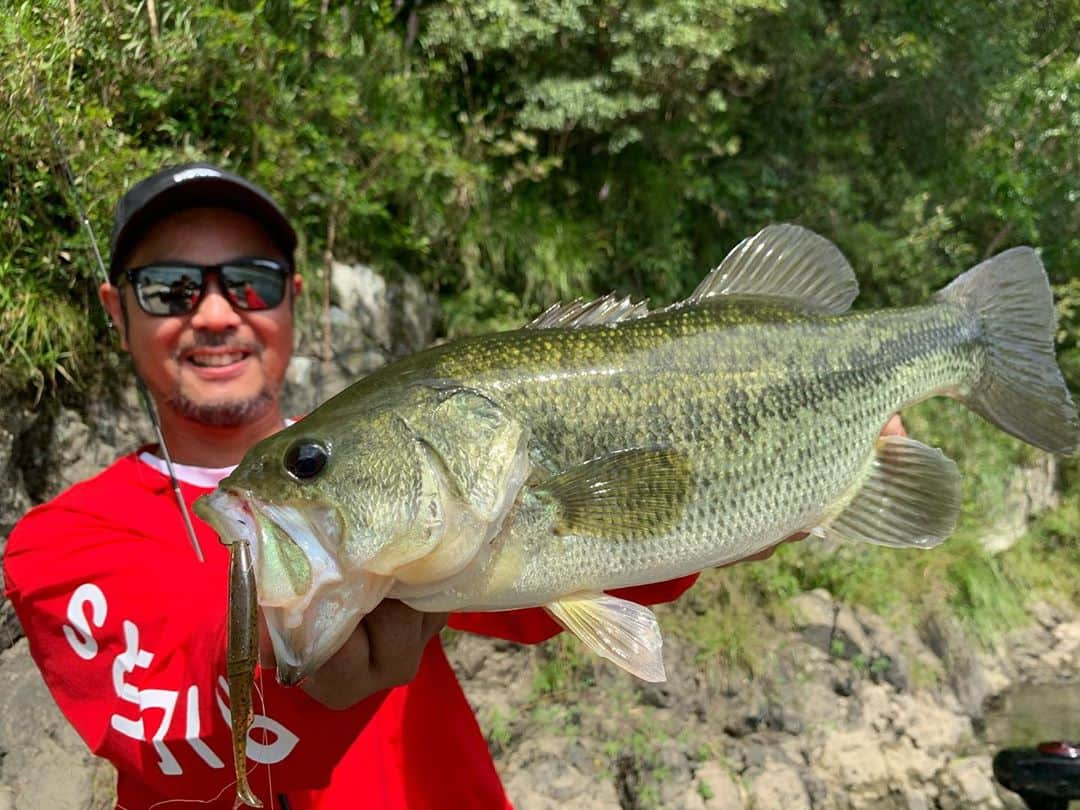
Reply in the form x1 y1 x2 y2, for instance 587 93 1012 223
123 258 291 316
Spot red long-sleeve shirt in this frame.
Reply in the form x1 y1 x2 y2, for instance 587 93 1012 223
3 450 696 809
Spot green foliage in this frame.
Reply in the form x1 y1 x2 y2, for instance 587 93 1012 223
0 259 95 395
2 2 1077 641
3 0 1077 393
483 706 514 756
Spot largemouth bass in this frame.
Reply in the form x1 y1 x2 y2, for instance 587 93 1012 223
194 225 1077 806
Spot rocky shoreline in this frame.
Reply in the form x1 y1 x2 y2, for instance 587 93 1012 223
452 588 1079 810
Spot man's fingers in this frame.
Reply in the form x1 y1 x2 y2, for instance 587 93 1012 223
300 622 374 709
364 600 426 660
364 600 436 685
420 611 449 643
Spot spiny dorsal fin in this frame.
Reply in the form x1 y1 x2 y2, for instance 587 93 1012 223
820 435 961 549
687 224 858 314
527 293 649 329
545 592 666 682
537 448 691 540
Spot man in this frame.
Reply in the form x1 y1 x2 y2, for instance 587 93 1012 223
3 163 701 808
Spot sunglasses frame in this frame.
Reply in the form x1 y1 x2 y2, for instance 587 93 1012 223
122 257 292 317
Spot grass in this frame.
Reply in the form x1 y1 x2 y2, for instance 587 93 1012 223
531 632 598 697
0 261 98 397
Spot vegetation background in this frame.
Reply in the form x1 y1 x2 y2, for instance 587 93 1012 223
2 0 1077 661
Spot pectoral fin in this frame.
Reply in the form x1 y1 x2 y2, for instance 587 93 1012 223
822 435 961 549
545 592 666 682
537 448 691 540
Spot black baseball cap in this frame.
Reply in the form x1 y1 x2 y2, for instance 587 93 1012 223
109 162 297 280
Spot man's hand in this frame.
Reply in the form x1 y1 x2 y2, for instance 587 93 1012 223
262 600 448 710
720 414 907 567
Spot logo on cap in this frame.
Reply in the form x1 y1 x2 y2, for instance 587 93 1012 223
172 168 223 183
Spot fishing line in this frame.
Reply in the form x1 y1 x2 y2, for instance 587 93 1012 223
253 664 278 806
32 69 205 563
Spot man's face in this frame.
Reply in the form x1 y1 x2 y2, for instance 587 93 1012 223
100 207 302 428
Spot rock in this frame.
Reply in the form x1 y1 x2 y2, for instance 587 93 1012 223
883 738 940 785
788 589 871 661
942 756 1003 808
451 633 533 709
394 273 437 351
331 262 388 335
852 606 926 692
900 787 931 810
282 354 323 415
816 730 890 791
502 737 620 809
897 695 973 754
1042 619 1080 670
0 599 19 654
791 679 845 733
49 408 98 489
0 407 35 539
920 610 990 720
722 699 803 738
980 455 1059 554
1026 600 1067 630
693 760 743 808
656 739 698 807
327 262 435 362
746 762 811 810
0 640 115 809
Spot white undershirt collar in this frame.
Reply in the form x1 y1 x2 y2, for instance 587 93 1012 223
138 419 296 487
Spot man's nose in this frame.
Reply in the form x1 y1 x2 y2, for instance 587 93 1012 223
190 276 242 329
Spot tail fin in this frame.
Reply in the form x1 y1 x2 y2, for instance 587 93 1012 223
934 247 1079 455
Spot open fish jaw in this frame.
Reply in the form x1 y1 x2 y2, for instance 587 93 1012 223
195 490 391 684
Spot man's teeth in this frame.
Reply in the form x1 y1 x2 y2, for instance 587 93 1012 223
190 352 245 367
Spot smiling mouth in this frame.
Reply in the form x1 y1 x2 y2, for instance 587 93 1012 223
188 351 248 368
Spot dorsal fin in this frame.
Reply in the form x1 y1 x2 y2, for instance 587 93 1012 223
686 224 858 314
527 293 649 329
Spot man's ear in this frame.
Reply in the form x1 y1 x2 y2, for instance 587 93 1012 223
98 282 129 350
292 273 303 297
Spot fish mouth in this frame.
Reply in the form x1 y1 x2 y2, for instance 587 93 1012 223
195 489 392 685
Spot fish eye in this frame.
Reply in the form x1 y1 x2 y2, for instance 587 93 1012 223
284 440 329 480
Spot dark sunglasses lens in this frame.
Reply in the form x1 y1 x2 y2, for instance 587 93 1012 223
220 263 287 311
133 266 203 315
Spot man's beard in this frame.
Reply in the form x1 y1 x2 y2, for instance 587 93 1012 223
163 333 276 427
165 385 276 427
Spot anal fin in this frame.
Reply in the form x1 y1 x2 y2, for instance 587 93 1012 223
545 592 666 682
823 435 961 549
